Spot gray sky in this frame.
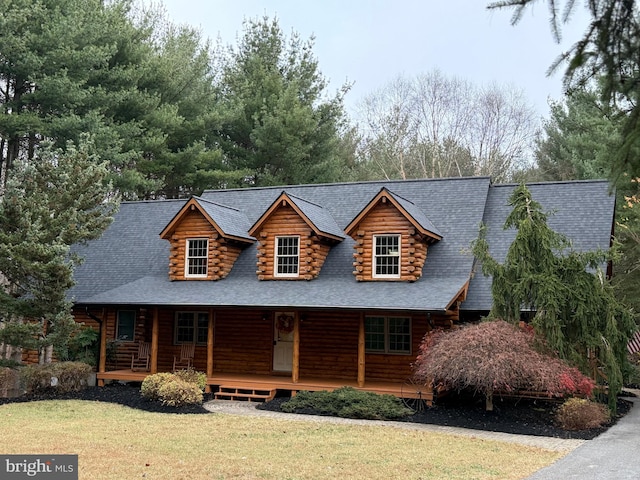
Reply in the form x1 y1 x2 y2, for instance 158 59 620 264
159 0 590 120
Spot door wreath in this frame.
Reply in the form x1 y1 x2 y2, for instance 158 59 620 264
276 314 294 334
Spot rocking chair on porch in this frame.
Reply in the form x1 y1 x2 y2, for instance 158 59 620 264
173 343 195 372
131 342 151 372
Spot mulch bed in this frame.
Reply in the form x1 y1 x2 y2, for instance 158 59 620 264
258 390 632 440
0 382 632 440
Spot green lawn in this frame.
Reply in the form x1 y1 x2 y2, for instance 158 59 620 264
1 400 564 479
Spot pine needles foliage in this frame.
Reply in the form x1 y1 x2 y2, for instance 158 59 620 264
472 184 636 411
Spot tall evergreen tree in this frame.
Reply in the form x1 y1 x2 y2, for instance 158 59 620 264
489 0 640 177
534 88 620 181
213 17 350 187
0 137 118 362
472 184 635 410
0 0 223 199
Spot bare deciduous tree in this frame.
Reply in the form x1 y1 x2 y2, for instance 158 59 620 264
354 70 538 181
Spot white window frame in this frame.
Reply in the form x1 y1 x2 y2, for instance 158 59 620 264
185 238 209 278
174 311 209 345
274 235 300 278
364 316 411 354
372 234 401 279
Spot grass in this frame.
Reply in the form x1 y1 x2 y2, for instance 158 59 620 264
0 400 564 479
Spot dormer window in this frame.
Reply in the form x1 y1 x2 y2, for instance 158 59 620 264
373 235 401 278
275 236 300 277
185 238 208 278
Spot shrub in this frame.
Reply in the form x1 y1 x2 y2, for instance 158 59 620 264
157 378 203 407
20 362 92 394
555 398 610 430
281 387 412 420
141 371 206 407
140 373 175 401
173 369 207 392
66 327 99 366
53 362 93 392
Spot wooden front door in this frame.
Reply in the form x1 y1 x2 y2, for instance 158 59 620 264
273 313 294 372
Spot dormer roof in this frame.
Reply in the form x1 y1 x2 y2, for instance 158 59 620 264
248 191 345 241
345 187 443 241
160 197 255 243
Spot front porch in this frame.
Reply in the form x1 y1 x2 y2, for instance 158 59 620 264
96 370 433 403
82 305 453 406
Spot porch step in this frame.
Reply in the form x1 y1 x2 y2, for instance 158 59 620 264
214 385 276 402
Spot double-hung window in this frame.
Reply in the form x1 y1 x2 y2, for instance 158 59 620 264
275 236 299 277
373 234 401 278
365 316 411 354
175 312 209 344
185 238 208 278
116 310 136 342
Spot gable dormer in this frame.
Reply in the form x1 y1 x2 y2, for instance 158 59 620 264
248 191 345 280
160 197 255 281
345 188 442 282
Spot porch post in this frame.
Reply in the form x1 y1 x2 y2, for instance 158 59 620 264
150 307 159 374
206 308 214 393
98 308 107 387
357 313 365 387
292 312 300 383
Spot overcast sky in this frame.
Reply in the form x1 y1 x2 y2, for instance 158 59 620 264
158 0 591 120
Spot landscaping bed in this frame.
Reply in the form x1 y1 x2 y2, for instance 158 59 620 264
0 382 632 440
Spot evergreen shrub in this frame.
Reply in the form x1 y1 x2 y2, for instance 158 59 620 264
173 368 207 391
141 371 205 406
157 378 203 407
281 386 412 420
140 373 175 401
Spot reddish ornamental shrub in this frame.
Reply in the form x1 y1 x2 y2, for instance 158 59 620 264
414 320 594 398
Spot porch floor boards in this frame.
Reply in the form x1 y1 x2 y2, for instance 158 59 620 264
97 370 429 400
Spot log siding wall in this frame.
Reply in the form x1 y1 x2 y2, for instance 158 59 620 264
350 201 429 282
82 306 467 383
255 204 332 281
167 210 243 281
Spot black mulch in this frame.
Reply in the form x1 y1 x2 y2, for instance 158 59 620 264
0 383 632 440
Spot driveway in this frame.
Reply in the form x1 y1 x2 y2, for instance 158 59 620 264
526 393 639 480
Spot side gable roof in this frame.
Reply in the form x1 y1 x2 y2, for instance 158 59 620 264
160 197 255 243
248 191 345 241
69 176 493 311
345 187 443 241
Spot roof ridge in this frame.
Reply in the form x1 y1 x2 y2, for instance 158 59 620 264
283 191 325 209
120 199 186 205
493 179 611 188
383 188 418 206
202 176 492 194
194 196 243 212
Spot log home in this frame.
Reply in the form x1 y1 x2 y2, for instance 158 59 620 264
69 177 615 402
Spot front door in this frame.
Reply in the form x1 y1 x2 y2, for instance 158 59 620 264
273 312 294 372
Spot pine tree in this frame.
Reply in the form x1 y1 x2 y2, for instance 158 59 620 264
472 184 636 410
213 17 350 187
0 136 118 362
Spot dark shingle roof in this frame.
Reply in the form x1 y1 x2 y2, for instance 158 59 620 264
194 197 255 241
386 189 443 238
462 180 615 311
284 192 346 239
69 177 614 314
